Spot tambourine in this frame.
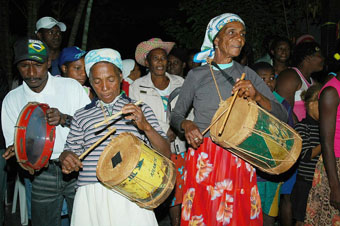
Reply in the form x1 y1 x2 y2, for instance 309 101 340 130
14 102 56 174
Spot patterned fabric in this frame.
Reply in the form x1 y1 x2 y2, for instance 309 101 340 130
170 152 186 206
160 95 169 112
135 38 175 66
194 13 245 64
304 157 340 225
85 48 123 76
64 93 166 188
181 137 262 226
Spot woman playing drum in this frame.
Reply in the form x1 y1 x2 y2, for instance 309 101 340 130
170 13 288 225
59 48 170 226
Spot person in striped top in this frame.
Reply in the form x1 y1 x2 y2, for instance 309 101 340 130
290 83 322 226
59 48 171 226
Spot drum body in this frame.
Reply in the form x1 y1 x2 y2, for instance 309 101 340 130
14 102 55 174
97 132 176 209
210 97 302 175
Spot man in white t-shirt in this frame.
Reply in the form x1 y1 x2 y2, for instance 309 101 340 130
1 37 90 226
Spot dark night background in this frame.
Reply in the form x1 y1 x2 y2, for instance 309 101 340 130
3 0 340 85
9 0 182 60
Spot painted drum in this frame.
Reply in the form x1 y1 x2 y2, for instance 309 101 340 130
96 132 176 209
210 97 302 175
14 102 55 174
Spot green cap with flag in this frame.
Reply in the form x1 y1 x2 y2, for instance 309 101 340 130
13 37 48 64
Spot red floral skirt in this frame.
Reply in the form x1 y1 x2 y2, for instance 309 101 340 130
181 137 263 226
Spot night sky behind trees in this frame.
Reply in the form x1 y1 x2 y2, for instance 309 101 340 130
2 0 340 85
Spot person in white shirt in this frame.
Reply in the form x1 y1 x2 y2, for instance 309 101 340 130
2 37 90 226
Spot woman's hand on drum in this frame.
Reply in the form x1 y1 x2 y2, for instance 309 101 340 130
232 79 259 101
2 145 15 160
181 120 203 149
122 103 152 132
59 151 83 174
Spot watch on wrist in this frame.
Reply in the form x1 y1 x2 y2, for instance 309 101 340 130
62 114 72 128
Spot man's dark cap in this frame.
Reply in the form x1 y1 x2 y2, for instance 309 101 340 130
13 37 49 65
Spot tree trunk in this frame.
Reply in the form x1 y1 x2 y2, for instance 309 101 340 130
82 0 93 50
27 0 39 37
67 0 88 47
0 0 13 89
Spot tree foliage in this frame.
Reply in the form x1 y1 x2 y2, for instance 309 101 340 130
161 0 322 59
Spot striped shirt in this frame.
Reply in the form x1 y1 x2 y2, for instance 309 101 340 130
294 114 320 183
64 93 166 187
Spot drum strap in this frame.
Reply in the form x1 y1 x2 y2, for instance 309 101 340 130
208 61 236 103
210 61 235 86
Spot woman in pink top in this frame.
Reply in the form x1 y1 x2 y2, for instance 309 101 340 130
276 41 324 123
304 75 340 225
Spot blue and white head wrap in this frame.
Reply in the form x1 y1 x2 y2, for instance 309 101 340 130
85 48 123 77
194 13 245 64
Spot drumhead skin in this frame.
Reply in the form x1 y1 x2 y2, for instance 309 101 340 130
14 102 55 174
97 132 176 209
210 97 302 175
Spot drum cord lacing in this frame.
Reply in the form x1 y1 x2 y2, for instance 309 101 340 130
224 141 298 166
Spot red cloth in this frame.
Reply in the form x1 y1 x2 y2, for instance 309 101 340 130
181 137 263 226
121 80 130 96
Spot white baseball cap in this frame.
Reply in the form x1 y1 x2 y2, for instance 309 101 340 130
35 16 66 34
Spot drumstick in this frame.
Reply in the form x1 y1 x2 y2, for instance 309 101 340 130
79 127 116 160
93 100 143 128
218 73 246 135
201 106 230 135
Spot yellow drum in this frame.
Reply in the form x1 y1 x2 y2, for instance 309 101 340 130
96 132 176 209
210 97 302 175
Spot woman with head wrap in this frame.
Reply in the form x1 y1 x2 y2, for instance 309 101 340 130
170 13 288 225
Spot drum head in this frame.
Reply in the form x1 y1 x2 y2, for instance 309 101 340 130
210 97 258 146
25 106 47 164
97 132 141 186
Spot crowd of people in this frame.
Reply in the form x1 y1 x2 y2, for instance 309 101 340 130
1 12 340 226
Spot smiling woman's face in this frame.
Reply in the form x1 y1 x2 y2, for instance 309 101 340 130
213 21 246 60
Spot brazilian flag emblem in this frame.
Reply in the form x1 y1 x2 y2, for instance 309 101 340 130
28 41 47 62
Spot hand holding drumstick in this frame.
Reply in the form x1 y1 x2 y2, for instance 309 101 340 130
59 127 116 174
232 76 272 112
94 100 142 128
